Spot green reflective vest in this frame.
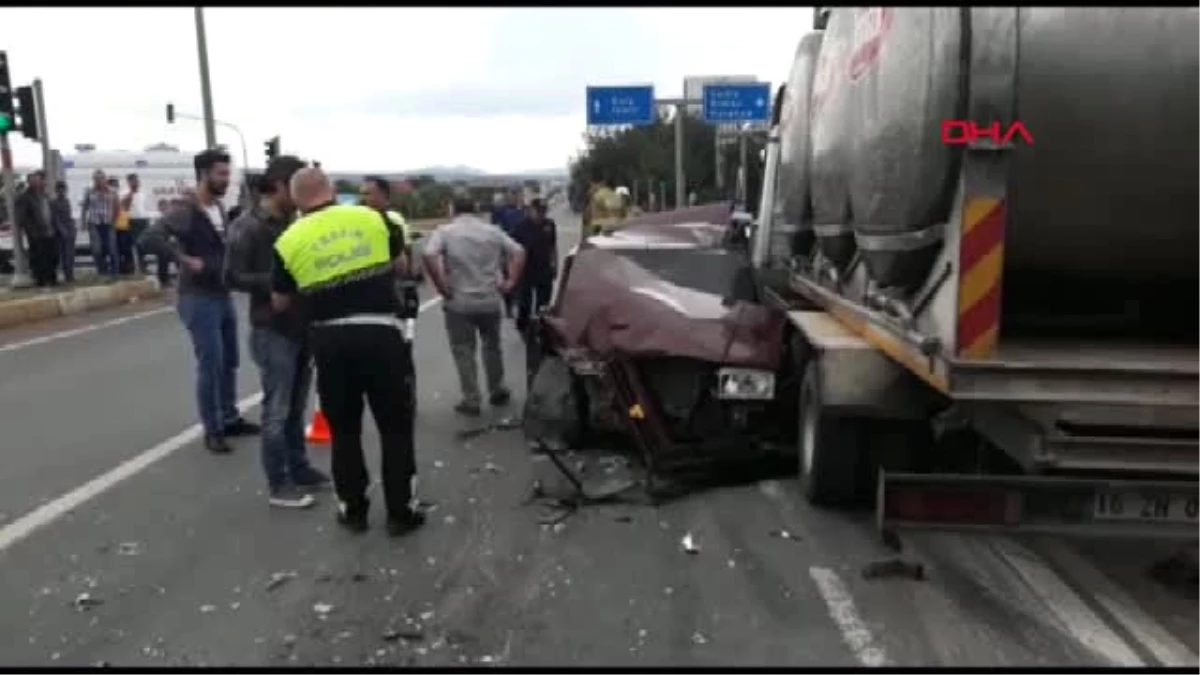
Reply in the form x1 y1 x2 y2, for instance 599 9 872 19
274 204 392 291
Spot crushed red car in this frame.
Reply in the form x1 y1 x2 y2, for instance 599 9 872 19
523 203 797 496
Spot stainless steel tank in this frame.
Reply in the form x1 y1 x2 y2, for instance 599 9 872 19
772 31 824 264
808 9 856 269
840 6 1199 292
845 7 962 288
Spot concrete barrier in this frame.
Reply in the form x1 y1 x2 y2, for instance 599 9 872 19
0 278 163 330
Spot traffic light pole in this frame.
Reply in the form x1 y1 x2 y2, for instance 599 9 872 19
32 79 49 174
1 132 30 288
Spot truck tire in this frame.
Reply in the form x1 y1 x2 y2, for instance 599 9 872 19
798 360 864 507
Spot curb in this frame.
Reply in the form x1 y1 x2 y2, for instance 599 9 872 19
0 279 164 330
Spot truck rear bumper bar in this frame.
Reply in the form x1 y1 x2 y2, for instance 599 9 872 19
878 472 1200 541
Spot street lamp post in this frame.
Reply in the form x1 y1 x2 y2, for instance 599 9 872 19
193 7 218 150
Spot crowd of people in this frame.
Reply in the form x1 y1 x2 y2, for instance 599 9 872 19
7 168 176 288
135 149 560 537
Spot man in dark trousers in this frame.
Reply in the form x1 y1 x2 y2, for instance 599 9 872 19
510 198 557 335
271 168 425 537
14 171 59 288
226 155 331 509
140 149 259 454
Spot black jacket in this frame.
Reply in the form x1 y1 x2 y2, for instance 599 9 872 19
138 196 229 296
14 189 54 239
511 216 557 281
224 206 305 338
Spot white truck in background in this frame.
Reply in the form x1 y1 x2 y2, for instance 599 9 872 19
1 145 245 273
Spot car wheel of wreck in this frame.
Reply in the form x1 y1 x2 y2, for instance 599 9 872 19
798 360 863 507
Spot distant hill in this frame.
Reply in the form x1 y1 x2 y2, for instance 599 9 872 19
324 164 568 187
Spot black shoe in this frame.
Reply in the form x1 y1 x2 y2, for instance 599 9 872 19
386 509 427 537
336 500 369 533
205 434 232 454
268 485 316 509
454 401 482 417
223 418 261 437
489 389 511 407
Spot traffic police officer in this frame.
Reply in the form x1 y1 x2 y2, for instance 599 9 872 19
270 167 425 537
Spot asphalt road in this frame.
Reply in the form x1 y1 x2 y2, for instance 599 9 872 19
0 205 1195 667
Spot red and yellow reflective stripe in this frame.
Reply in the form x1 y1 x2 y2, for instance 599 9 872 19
957 197 1006 359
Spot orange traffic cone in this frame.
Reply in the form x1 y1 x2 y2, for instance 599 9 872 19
305 406 332 445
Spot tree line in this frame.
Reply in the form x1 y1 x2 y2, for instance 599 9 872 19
568 113 767 212
329 175 540 221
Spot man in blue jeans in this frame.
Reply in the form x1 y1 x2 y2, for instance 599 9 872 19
139 149 259 453
226 155 331 508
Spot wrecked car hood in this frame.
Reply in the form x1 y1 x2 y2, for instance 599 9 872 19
546 213 786 370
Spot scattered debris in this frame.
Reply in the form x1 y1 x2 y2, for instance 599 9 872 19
861 558 926 581
681 533 699 555
94 660 111 668
433 460 445 469
769 528 801 542
419 610 434 621
382 627 424 643
443 514 457 525
199 604 217 613
282 634 298 647
229 602 241 611
265 571 297 592
117 538 142 554
50 652 61 661
313 602 335 616
691 631 709 645
72 593 103 611
483 461 503 474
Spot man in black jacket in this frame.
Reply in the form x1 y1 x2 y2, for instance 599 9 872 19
510 198 557 334
14 171 59 288
140 149 259 454
225 156 331 508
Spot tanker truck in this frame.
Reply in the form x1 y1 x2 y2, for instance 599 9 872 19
753 7 1198 541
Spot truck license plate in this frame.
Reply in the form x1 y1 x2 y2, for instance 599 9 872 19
1093 491 1199 523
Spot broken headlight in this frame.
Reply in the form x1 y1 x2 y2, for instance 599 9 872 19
715 367 776 400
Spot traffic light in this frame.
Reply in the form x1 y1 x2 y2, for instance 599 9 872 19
14 85 38 141
264 136 280 163
0 51 13 135
166 103 174 124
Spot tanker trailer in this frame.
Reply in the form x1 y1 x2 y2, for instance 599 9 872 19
753 6 1199 541
768 31 824 268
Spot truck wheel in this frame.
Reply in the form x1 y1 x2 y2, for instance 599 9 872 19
798 360 864 507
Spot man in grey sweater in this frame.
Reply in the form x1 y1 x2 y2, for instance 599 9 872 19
422 193 525 416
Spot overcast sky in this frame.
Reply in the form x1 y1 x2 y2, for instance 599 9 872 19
0 7 812 174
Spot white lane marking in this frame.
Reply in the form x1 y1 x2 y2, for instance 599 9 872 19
0 306 173 355
1036 540 1197 667
993 538 1144 666
0 297 445 555
0 393 263 553
809 566 890 667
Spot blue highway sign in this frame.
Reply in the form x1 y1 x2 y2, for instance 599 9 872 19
586 85 656 126
702 82 772 123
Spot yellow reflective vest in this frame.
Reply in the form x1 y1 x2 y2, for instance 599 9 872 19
274 204 392 291
384 209 412 245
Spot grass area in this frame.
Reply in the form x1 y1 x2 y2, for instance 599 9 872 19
0 273 128 303
410 217 449 233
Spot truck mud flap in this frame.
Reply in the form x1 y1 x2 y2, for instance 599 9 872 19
878 471 1199 542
